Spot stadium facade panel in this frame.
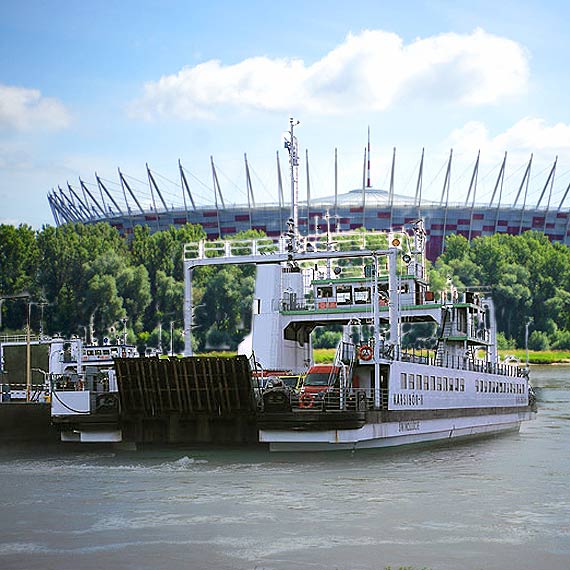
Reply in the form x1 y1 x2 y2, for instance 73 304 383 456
48 186 570 261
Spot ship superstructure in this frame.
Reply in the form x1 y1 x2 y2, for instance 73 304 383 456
181 121 535 451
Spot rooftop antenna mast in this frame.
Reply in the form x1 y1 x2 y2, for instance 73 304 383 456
306 148 311 236
334 147 338 217
414 148 425 219
361 147 367 228
244 153 255 230
367 126 371 188
118 169 144 215
146 163 169 212
179 159 197 212
388 147 396 229
210 156 225 238
80 178 106 218
440 149 453 255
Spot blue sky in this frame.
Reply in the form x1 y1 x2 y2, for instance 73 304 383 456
2 0 570 226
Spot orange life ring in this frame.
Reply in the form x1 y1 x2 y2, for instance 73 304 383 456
359 345 373 361
299 393 315 408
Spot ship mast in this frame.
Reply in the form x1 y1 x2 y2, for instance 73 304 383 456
284 118 300 240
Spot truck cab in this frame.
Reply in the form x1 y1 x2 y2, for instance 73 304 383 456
299 364 347 408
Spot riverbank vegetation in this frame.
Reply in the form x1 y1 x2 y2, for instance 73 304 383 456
313 348 570 365
431 232 570 352
0 222 258 354
1 222 569 359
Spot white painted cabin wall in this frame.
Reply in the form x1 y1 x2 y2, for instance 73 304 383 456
387 361 528 410
251 264 309 372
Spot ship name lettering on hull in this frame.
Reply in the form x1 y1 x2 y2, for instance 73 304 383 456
393 393 424 406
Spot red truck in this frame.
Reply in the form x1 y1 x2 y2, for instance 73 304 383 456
298 364 347 409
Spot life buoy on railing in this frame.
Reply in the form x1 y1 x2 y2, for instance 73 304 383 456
359 345 373 361
299 393 315 408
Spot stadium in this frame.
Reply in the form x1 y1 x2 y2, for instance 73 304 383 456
47 144 570 262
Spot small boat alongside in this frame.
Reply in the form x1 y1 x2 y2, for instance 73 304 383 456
49 336 138 442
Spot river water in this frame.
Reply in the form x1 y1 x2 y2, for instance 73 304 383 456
0 365 568 570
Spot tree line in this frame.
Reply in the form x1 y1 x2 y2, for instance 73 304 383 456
431 231 570 350
0 222 256 354
1 222 569 352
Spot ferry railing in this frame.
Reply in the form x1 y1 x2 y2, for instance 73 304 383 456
259 384 386 413
183 230 407 262
277 298 315 312
397 348 522 378
1 383 48 403
311 386 388 412
0 334 42 343
184 237 281 260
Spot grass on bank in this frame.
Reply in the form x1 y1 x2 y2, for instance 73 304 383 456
193 348 570 365
498 349 570 364
312 348 570 365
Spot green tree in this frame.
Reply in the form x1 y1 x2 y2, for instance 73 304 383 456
528 330 550 351
81 250 152 338
129 223 205 332
36 223 126 335
116 265 152 332
0 224 40 329
84 273 124 338
435 230 570 346
190 230 262 350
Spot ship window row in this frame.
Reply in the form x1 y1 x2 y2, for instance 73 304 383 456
400 372 465 392
315 282 415 307
84 347 133 358
316 285 371 306
475 379 524 394
85 348 115 357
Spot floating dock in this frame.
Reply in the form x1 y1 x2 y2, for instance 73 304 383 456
52 356 259 445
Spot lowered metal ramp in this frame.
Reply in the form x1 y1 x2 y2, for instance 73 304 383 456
114 356 258 444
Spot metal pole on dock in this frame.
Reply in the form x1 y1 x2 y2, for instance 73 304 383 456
184 266 193 356
26 301 31 402
388 249 399 353
373 255 381 409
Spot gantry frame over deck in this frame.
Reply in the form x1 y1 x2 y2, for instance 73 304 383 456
182 222 432 363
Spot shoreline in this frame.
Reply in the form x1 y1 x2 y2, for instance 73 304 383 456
311 348 570 365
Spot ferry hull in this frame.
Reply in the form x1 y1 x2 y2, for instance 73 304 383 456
260 410 534 452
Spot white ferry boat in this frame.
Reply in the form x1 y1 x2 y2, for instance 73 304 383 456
182 120 536 452
49 336 139 442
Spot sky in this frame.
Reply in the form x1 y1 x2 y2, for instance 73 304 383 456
2 0 570 227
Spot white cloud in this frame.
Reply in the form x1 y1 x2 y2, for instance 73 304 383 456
131 28 529 120
448 117 570 158
0 84 71 131
442 117 570 208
